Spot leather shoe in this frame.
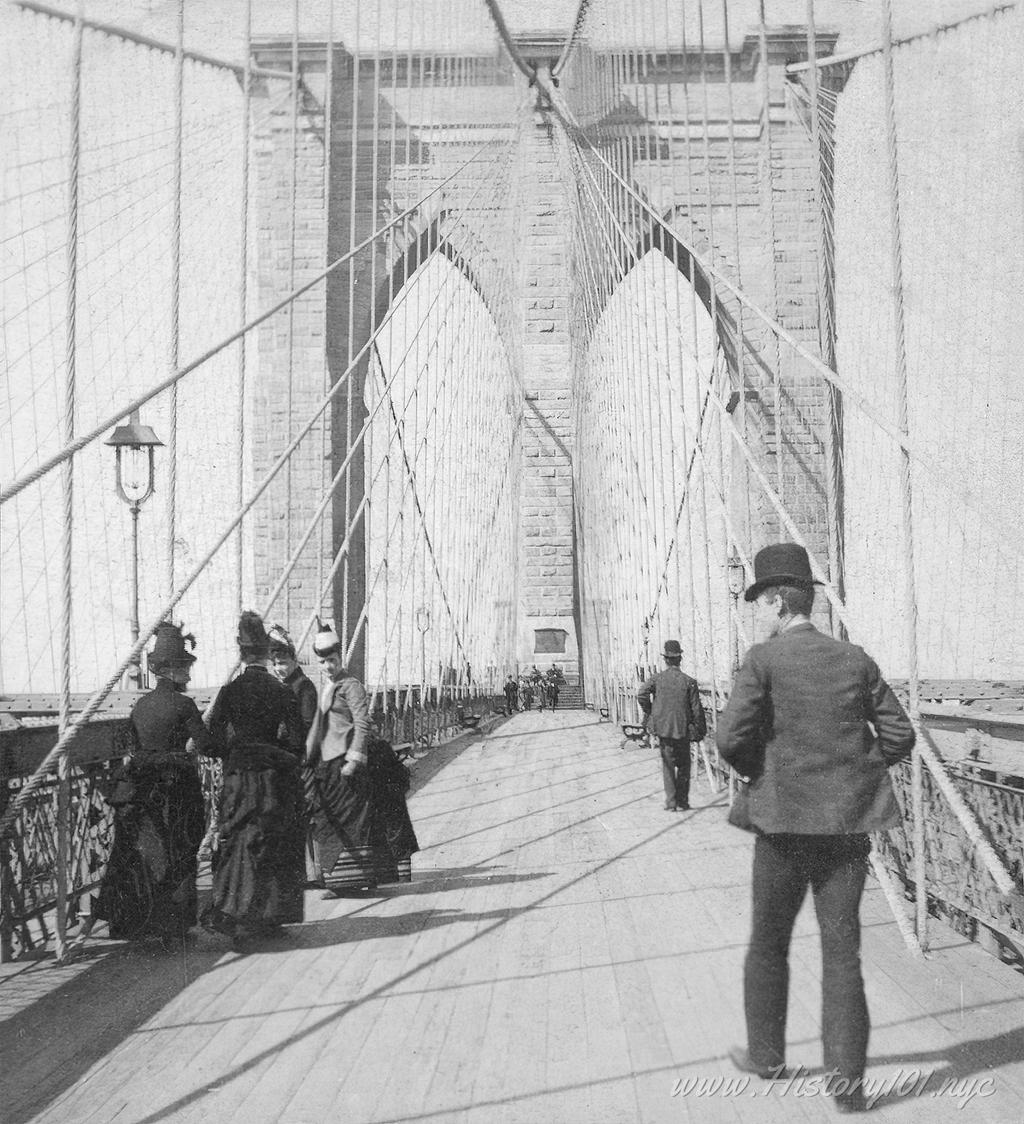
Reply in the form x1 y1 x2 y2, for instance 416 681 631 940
832 1089 868 1114
664 801 677 811
727 1046 791 1081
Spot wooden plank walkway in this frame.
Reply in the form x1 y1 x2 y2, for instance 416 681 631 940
3 711 1024 1124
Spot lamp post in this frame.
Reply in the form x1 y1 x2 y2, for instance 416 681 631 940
415 605 431 701
727 552 746 673
640 616 651 679
106 411 162 689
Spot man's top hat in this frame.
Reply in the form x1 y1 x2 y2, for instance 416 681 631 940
744 542 821 602
149 621 196 672
312 616 342 657
662 639 682 658
237 610 270 656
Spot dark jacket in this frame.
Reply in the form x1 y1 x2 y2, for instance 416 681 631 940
716 622 915 834
208 664 305 765
129 678 213 759
637 667 707 741
283 666 318 737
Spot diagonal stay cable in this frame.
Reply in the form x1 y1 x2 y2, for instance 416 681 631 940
542 79 1018 559
487 2 1013 561
0 135 520 838
371 341 463 654
1 139 503 507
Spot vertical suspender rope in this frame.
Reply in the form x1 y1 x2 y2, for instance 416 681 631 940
284 0 300 624
236 0 252 615
366 0 382 696
168 0 184 601
719 0 745 710
669 3 702 673
383 0 400 702
806 0 846 638
319 0 335 620
645 28 674 642
693 0 724 720
56 0 85 965
637 15 665 662
758 0 784 504
368 5 383 695
880 0 926 949
342 0 361 652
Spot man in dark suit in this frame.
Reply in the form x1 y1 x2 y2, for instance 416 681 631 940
717 543 914 1113
637 640 707 811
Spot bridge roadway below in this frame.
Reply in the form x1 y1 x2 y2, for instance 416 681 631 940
3 711 1024 1123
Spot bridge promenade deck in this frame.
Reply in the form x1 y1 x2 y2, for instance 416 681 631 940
3 712 1023 1124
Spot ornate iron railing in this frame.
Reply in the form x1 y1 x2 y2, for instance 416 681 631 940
604 678 1024 958
0 686 504 960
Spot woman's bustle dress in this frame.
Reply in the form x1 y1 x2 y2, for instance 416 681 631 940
201 664 307 935
305 674 419 892
93 678 211 940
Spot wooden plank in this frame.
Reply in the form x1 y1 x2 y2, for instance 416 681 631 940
9 711 1024 1124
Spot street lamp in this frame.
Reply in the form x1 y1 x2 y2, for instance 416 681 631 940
640 616 651 678
415 605 431 702
727 552 747 673
106 410 162 689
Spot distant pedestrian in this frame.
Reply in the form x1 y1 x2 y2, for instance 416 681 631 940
520 679 534 711
717 542 915 1112
637 640 706 811
545 664 564 710
504 674 519 712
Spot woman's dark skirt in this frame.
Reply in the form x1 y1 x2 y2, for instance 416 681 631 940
202 743 305 935
94 757 206 940
305 741 419 893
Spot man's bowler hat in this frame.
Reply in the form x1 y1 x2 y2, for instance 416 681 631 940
744 542 821 602
662 639 682 657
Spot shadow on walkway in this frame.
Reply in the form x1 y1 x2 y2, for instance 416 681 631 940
0 939 226 1124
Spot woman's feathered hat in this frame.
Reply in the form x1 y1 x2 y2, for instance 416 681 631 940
312 616 342 657
237 609 270 657
149 621 196 673
268 623 296 659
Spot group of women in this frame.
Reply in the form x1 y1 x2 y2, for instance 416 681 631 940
76 612 418 951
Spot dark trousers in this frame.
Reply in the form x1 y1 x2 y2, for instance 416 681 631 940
744 833 871 1080
658 737 691 807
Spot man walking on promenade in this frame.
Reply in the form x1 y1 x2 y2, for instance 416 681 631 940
503 674 519 713
716 542 915 1113
637 640 707 811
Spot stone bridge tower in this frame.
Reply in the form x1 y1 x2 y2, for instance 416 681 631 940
249 25 843 685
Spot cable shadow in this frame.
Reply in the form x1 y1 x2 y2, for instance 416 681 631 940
120 809 690 1124
412 758 640 821
426 774 656 852
480 718 603 740
368 868 552 896
0 939 228 1124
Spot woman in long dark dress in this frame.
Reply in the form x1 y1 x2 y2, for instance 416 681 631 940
80 622 212 946
367 736 419 885
201 611 306 945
